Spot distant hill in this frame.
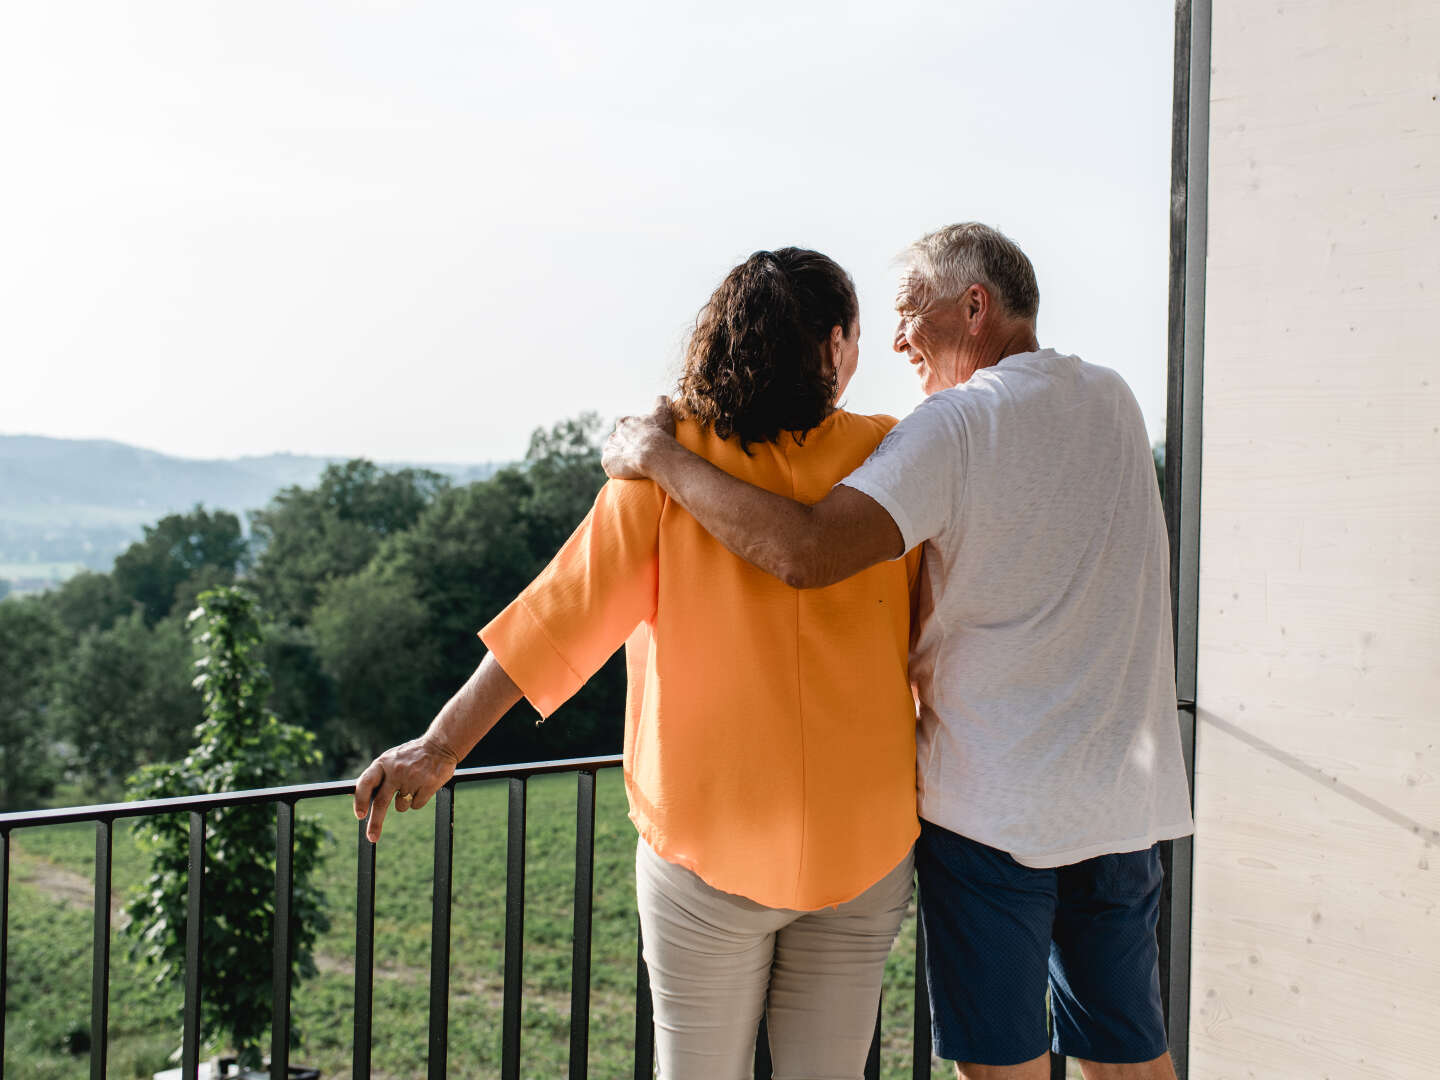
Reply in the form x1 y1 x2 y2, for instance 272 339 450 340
0 435 502 586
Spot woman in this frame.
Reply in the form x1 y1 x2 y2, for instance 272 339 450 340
353 248 922 1079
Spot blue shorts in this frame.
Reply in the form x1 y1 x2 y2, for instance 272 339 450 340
916 819 1169 1066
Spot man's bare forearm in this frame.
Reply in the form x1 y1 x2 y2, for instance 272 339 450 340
601 401 903 586
641 436 825 586
637 433 902 588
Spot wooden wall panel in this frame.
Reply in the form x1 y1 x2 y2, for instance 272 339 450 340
1191 1 1440 1077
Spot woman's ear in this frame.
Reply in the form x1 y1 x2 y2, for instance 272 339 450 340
825 324 846 371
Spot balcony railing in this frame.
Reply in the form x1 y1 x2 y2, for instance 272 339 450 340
0 754 1183 1080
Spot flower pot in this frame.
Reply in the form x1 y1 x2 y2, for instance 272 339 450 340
154 1058 320 1080
222 1062 321 1080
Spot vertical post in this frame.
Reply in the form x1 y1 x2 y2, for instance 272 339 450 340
90 819 112 1080
501 778 527 1080
0 830 7 1074
1047 983 1067 1078
272 802 295 1080
182 812 206 1078
912 912 931 1080
1162 1 1211 1076
353 818 377 1080
863 997 881 1080
1162 0 1191 1042
428 784 455 1080
1164 761 1197 1075
569 770 597 1080
753 1013 772 1080
633 921 654 1080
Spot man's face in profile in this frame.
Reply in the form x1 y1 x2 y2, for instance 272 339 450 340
893 269 968 395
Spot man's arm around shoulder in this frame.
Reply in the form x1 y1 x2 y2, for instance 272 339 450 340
603 399 903 588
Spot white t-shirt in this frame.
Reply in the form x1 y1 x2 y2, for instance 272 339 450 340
841 348 1194 867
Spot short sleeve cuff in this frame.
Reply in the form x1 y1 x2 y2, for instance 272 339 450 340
479 597 585 719
837 476 921 556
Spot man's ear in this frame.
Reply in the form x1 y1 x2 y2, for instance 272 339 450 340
965 283 991 333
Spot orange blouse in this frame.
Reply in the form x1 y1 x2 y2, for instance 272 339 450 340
480 410 921 909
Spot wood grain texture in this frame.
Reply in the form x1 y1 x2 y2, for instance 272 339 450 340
1192 2 1440 1077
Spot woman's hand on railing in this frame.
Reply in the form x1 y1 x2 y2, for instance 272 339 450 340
352 654 524 842
353 734 461 842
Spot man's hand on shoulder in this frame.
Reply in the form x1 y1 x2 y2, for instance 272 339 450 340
603 397 678 480
598 395 903 589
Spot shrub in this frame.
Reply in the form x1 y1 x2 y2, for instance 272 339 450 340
124 586 329 1069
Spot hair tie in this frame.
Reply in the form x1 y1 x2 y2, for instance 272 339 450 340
757 250 789 284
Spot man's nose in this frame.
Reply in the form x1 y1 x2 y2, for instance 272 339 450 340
893 322 907 353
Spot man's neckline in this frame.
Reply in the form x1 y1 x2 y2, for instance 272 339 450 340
995 346 1060 369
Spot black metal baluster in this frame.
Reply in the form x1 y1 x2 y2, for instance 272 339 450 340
272 802 295 1079
353 818 377 1080
863 995 882 1080
90 819 112 1080
913 911 932 1080
633 921 654 1080
182 812 206 1078
428 785 455 1080
1047 981 1067 1079
0 762 638 1080
1164 0 1209 1065
0 829 8 1074
501 778 527 1080
753 1013 772 1079
569 770 597 1080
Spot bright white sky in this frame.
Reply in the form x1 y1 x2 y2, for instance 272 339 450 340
1 1 1174 465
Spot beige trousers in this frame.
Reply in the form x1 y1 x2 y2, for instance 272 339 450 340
635 838 914 1080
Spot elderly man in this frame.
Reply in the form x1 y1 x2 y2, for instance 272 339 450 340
602 223 1194 1080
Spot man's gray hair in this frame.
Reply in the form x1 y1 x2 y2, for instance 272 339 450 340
901 223 1040 321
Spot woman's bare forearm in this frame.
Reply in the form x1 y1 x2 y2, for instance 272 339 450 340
354 652 525 838
423 652 524 761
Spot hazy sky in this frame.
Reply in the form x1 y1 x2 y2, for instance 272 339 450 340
1 1 1175 465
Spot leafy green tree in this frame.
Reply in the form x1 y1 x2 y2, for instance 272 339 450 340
519 412 611 555
43 570 131 635
52 611 201 797
125 587 328 1069
248 460 448 626
0 599 63 810
260 622 340 771
363 415 625 764
112 506 247 625
312 477 531 759
310 565 434 761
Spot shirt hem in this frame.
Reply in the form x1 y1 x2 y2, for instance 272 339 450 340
921 815 1195 869
477 596 585 719
630 811 919 912
837 476 919 556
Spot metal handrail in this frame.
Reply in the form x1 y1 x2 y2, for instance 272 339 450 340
0 754 1101 1079
0 755 626 1080
0 754 624 829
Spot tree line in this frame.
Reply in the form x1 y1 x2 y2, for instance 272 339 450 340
0 414 623 812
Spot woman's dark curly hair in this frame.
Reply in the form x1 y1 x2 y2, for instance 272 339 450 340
676 248 857 451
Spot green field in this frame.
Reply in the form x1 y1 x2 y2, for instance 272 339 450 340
6 772 948 1079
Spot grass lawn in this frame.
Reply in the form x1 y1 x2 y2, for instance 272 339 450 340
7 770 949 1079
